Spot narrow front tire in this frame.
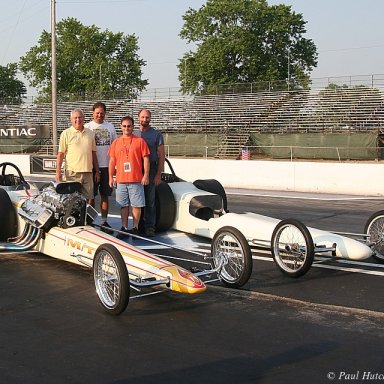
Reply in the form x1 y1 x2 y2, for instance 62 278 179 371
211 226 253 288
93 244 130 315
271 219 314 277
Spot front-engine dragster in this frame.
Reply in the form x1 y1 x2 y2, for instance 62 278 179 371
0 162 252 315
153 158 383 278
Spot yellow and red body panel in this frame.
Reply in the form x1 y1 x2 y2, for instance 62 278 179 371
35 226 206 294
7 188 206 294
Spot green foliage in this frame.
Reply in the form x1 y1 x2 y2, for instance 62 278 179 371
323 83 381 93
178 0 317 95
0 63 27 104
19 18 148 102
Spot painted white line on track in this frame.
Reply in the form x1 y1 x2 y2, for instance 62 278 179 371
310 263 384 276
252 255 384 276
227 191 384 201
335 258 384 268
131 290 164 299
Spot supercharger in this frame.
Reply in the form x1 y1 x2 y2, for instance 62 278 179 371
20 185 88 230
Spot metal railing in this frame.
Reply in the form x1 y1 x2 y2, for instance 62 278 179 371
3 73 384 105
164 144 384 161
166 144 383 161
0 143 383 161
247 145 382 162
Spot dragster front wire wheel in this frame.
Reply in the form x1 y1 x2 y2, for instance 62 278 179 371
364 210 384 263
271 219 314 278
211 226 253 288
93 244 130 315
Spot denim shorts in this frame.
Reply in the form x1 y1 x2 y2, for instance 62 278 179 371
115 182 145 208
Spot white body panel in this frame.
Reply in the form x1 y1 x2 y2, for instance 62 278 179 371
168 182 372 261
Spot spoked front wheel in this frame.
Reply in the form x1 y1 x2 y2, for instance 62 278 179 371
211 226 253 288
93 244 130 315
364 210 384 263
271 219 314 278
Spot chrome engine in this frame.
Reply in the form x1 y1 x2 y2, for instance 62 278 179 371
0 182 99 254
19 183 90 230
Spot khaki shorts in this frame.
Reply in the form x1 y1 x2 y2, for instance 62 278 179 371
64 170 94 200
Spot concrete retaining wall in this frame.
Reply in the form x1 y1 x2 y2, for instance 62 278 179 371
169 158 384 196
1 154 384 196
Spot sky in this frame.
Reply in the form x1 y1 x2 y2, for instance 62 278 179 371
1 0 384 94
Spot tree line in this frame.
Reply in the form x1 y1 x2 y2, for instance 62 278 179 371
0 0 317 104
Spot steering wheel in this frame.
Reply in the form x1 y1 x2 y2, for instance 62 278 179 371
0 162 29 189
161 158 182 183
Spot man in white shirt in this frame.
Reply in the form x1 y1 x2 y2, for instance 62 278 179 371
85 102 117 232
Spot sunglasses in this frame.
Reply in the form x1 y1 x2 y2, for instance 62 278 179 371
121 124 132 128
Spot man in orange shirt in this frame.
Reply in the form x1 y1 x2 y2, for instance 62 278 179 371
108 115 150 238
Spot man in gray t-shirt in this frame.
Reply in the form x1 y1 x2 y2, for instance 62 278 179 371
138 108 165 237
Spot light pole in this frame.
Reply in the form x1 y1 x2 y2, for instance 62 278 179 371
99 63 102 98
51 0 57 155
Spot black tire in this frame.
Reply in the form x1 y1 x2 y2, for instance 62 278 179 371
193 179 228 212
155 181 176 232
0 188 18 241
271 219 314 278
211 226 253 288
364 210 384 263
93 244 130 315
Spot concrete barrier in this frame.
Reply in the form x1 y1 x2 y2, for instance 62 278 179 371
169 158 384 196
1 154 384 196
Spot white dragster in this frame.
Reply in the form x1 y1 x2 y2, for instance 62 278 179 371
154 159 383 277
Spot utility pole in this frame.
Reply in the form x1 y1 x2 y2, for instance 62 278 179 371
99 63 102 98
51 0 58 155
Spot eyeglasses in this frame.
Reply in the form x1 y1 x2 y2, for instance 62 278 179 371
121 124 132 128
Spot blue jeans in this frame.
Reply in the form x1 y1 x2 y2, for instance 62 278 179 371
143 166 157 229
143 181 156 229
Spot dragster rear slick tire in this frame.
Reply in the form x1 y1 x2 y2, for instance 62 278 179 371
211 226 253 288
271 219 314 278
93 244 130 315
0 188 18 241
155 181 176 232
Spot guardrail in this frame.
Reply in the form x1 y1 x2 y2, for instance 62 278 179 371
163 145 382 161
0 144 382 161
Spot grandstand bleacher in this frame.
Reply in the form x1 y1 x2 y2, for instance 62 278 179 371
1 81 384 159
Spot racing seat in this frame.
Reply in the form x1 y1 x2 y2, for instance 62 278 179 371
161 172 180 183
0 173 30 190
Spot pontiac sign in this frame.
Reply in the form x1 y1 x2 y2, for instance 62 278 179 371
0 124 51 154
0 127 38 138
0 124 50 139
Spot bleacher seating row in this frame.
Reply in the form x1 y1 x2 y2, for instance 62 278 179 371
1 86 384 156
